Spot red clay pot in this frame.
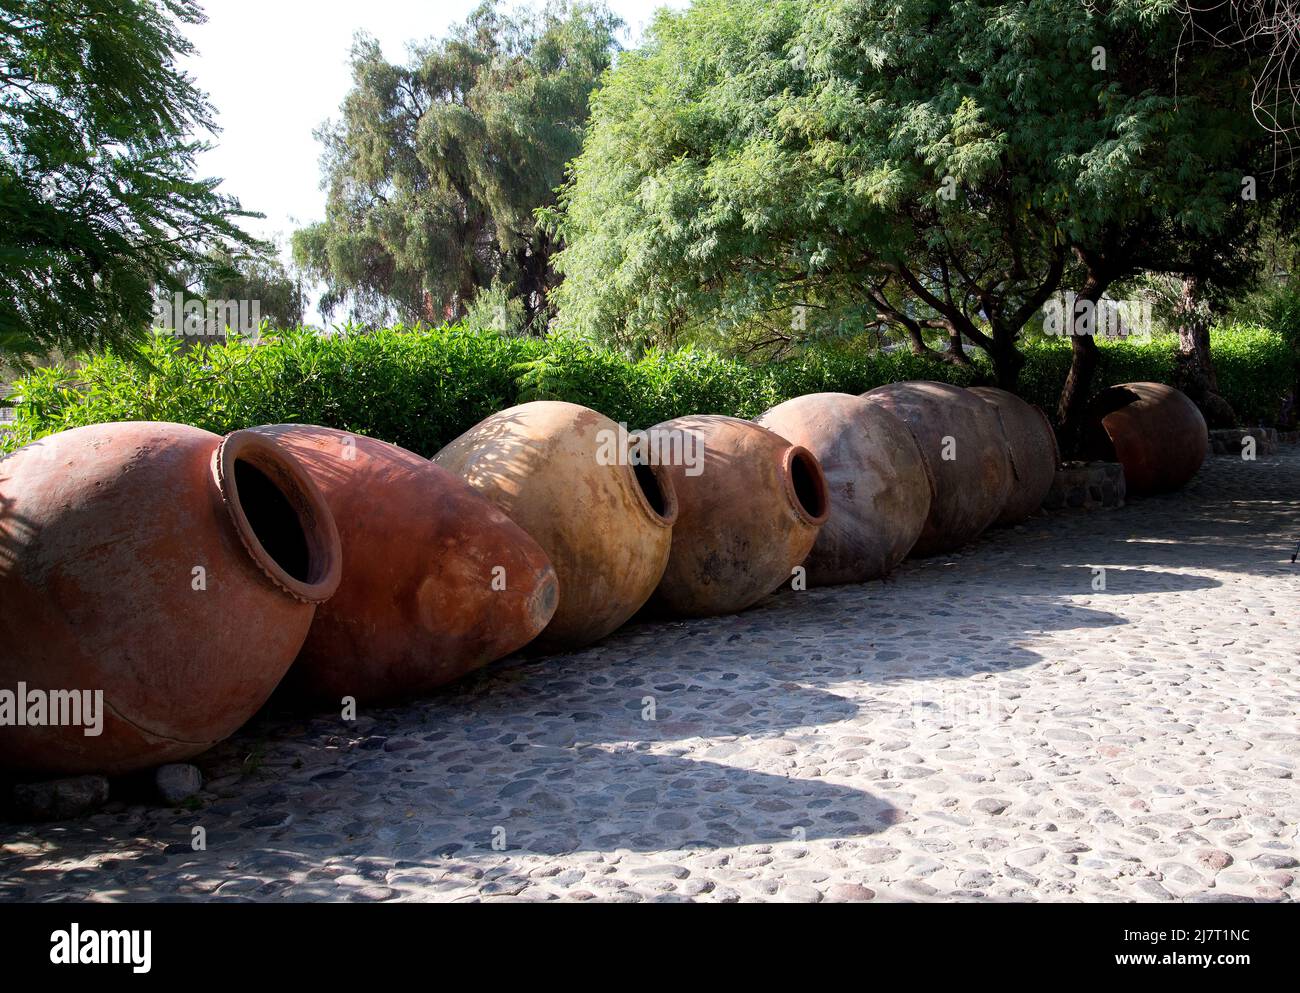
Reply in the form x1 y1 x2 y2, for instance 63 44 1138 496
250 425 558 702
757 393 931 585
862 382 1014 556
648 415 829 617
969 386 1060 526
434 401 677 650
0 422 341 775
1082 382 1207 494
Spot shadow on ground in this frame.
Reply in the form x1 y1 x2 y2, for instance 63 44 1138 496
1 448 1293 901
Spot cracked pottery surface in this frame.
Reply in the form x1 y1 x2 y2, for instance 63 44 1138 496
2 447 1297 903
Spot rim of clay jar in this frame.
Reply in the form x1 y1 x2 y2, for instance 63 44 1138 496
625 460 679 528
782 445 830 526
215 430 343 604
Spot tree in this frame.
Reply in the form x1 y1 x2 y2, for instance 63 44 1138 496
550 0 1283 446
150 243 305 347
293 0 621 331
1171 0 1300 139
0 0 259 365
195 245 305 332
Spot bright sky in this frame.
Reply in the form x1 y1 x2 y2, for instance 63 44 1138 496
180 1 689 286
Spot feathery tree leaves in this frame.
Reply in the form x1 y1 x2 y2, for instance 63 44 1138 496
0 0 260 365
549 0 1286 443
293 0 621 331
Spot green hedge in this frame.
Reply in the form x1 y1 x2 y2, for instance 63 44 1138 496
3 324 1294 457
1014 325 1296 427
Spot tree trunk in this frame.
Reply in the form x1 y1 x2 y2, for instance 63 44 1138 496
1174 274 1236 427
1056 275 1108 457
989 323 1024 392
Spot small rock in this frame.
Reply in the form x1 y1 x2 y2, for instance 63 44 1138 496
12 775 109 821
155 764 203 805
1194 849 1233 873
858 846 901 864
827 882 876 901
630 864 690 879
677 878 715 897
1008 847 1048 868
973 798 1010 816
1250 853 1298 871
780 883 823 903
959 869 996 890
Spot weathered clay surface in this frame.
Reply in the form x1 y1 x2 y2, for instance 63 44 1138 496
648 415 828 616
2 449 1294 903
434 401 676 650
1083 382 1208 495
757 393 930 585
251 425 558 702
862 382 1014 556
969 386 1060 526
0 422 340 774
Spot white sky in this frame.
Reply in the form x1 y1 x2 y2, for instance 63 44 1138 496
180 0 689 314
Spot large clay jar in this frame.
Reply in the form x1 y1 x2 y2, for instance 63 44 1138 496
862 382 1014 557
0 422 341 775
969 386 1060 526
648 415 829 616
756 394 931 586
1082 382 1207 494
434 401 677 650
249 425 559 702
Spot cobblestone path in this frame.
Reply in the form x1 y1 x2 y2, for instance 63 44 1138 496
3 449 1297 902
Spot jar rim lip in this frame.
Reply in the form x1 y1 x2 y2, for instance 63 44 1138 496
215 430 342 604
782 445 830 526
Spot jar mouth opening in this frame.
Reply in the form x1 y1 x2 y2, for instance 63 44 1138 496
216 431 342 604
628 460 678 528
1082 385 1143 462
784 446 830 526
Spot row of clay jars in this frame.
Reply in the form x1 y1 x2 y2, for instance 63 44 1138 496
0 421 559 775
755 385 1060 587
756 393 932 586
968 386 1060 526
1 385 1067 774
861 382 1016 556
434 403 833 637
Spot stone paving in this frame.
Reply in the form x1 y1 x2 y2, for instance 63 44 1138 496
2 447 1298 903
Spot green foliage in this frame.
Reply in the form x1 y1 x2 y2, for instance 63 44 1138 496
1259 285 1300 350
548 0 1280 394
1015 336 1179 422
461 280 529 338
8 324 1292 457
293 0 621 329
1203 324 1298 425
0 0 260 365
1014 327 1295 426
197 245 306 334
